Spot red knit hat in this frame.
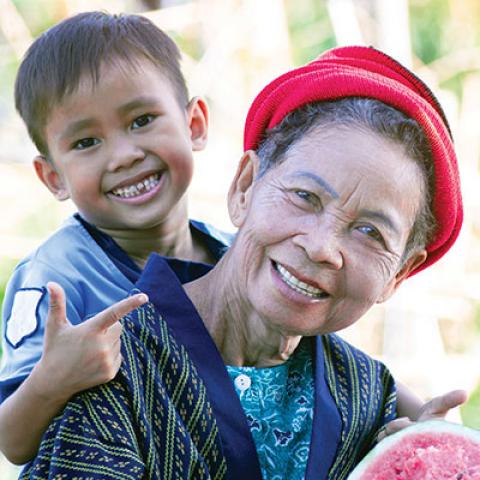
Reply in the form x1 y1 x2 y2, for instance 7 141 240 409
244 45 462 275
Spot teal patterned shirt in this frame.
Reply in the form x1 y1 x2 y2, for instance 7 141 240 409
227 341 314 480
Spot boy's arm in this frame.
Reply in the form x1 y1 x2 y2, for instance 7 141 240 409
0 282 147 464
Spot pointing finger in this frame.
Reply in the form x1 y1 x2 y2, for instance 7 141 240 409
88 293 148 331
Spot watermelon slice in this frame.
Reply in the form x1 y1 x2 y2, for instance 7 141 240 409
348 420 480 479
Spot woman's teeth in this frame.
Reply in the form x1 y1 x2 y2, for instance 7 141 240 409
112 173 160 198
276 263 326 299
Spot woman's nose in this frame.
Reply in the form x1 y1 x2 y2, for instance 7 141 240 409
106 134 145 172
293 221 344 270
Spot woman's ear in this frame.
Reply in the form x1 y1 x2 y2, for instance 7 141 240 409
33 155 70 201
186 96 209 152
377 249 428 303
227 150 260 227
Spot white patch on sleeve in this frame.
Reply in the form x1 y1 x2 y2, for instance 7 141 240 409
6 289 44 348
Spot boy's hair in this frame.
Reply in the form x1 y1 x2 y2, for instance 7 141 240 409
15 11 189 156
256 97 436 259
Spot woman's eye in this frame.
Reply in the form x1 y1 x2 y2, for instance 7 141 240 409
356 225 385 244
72 138 100 150
131 114 155 129
294 190 319 205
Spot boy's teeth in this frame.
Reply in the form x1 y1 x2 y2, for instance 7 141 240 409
112 173 160 198
276 263 326 298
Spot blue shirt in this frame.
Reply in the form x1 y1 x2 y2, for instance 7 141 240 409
0 214 233 402
75 213 229 284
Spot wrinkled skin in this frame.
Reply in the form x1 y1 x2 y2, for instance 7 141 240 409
187 124 427 367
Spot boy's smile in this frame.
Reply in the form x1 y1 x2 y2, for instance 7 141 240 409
36 59 208 235
109 172 162 201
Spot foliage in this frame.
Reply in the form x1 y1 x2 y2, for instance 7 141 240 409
410 0 480 100
474 303 480 334
16 203 66 238
284 0 335 66
410 0 450 64
461 381 480 429
12 0 61 37
0 60 18 103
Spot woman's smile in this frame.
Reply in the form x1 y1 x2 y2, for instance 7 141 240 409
272 261 330 301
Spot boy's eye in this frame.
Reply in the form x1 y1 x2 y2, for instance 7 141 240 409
356 224 385 245
72 138 100 150
131 114 155 130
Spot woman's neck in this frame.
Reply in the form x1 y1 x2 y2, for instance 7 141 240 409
184 253 302 368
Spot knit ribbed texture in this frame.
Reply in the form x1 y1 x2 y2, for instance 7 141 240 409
244 45 462 274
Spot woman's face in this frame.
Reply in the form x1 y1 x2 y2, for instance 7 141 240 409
228 124 427 336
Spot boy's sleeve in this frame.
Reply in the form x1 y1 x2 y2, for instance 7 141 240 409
0 259 84 403
0 216 135 403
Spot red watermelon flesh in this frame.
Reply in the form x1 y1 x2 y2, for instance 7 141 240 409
348 421 480 479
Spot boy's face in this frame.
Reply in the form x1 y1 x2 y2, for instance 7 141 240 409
35 59 207 232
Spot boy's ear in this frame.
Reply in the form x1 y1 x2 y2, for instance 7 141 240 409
376 249 428 303
186 97 208 152
227 150 259 227
33 155 70 201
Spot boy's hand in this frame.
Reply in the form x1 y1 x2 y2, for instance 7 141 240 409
31 282 148 403
376 390 468 443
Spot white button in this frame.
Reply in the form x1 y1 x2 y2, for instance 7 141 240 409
234 374 251 391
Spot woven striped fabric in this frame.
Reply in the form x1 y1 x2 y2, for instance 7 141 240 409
20 295 227 480
323 333 396 479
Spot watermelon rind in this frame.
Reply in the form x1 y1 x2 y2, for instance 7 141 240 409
348 420 480 479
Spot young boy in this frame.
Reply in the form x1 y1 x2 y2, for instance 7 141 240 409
0 11 232 464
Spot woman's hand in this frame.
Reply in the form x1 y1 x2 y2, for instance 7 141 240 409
376 389 468 443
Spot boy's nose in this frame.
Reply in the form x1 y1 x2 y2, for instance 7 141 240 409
106 135 145 171
293 219 344 270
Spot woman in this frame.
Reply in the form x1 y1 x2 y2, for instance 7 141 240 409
21 46 463 480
